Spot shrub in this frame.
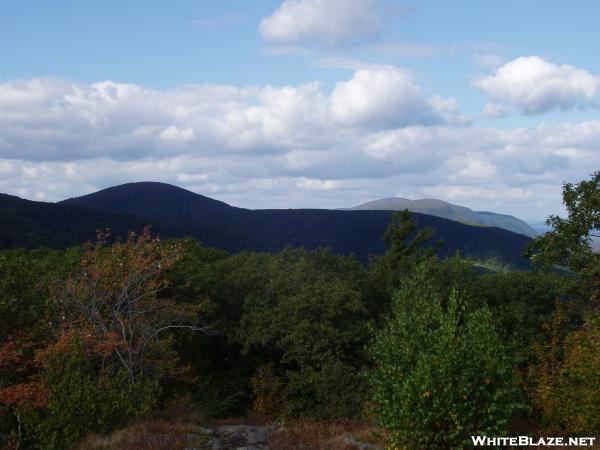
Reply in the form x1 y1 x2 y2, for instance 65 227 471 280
283 360 366 420
21 333 158 450
250 364 284 417
530 306 600 434
239 248 370 420
369 263 523 449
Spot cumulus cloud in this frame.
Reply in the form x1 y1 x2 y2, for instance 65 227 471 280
449 157 497 180
473 56 600 114
259 0 383 48
330 66 445 128
0 69 460 162
359 120 599 216
0 78 330 160
0 75 598 218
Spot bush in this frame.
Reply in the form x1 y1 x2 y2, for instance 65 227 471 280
238 248 370 420
283 360 366 420
250 364 284 417
530 306 600 434
21 333 158 450
369 263 523 449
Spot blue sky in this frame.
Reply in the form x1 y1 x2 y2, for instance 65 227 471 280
1 0 599 219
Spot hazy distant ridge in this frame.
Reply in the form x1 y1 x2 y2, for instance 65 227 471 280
345 198 538 237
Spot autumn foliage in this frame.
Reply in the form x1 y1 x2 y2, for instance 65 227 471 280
530 304 600 434
0 227 208 449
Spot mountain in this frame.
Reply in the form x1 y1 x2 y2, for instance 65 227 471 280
61 182 248 250
0 192 160 249
61 182 238 223
1 182 533 268
345 198 538 237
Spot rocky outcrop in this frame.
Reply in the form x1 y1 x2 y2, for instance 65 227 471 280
191 423 384 450
197 425 270 450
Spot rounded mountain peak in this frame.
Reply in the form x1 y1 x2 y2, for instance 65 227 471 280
60 181 236 221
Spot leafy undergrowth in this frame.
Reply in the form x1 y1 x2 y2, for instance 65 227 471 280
268 421 385 450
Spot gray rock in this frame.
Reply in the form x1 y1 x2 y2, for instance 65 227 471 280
199 424 269 449
209 437 224 450
242 426 267 445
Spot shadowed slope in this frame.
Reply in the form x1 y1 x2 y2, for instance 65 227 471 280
55 182 532 268
0 193 160 249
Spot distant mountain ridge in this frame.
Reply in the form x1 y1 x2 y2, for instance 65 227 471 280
345 197 537 237
1 182 533 269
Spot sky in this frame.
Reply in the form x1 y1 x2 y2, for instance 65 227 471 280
1 0 599 220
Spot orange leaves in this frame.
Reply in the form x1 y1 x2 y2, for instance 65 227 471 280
0 334 40 390
529 302 600 434
35 329 127 368
0 335 49 412
0 339 31 375
68 226 185 312
95 331 127 357
51 226 200 382
0 381 48 410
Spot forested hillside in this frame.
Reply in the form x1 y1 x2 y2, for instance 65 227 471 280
0 193 158 249
0 181 533 268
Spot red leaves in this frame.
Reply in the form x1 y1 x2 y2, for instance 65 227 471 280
0 381 48 410
0 334 48 411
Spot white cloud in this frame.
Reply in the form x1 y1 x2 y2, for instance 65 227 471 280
473 56 600 114
482 102 509 119
423 185 533 202
158 126 195 143
449 157 497 180
296 177 340 190
330 66 447 128
259 0 383 48
0 70 459 162
0 76 598 219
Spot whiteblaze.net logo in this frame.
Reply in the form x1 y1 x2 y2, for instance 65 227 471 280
471 436 597 447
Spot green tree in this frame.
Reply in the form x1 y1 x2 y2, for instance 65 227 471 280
19 332 157 450
0 248 80 338
370 262 522 449
57 228 211 383
170 248 271 418
1 229 211 448
526 171 600 301
529 306 600 434
472 271 560 367
0 247 81 448
368 210 440 314
238 248 370 419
